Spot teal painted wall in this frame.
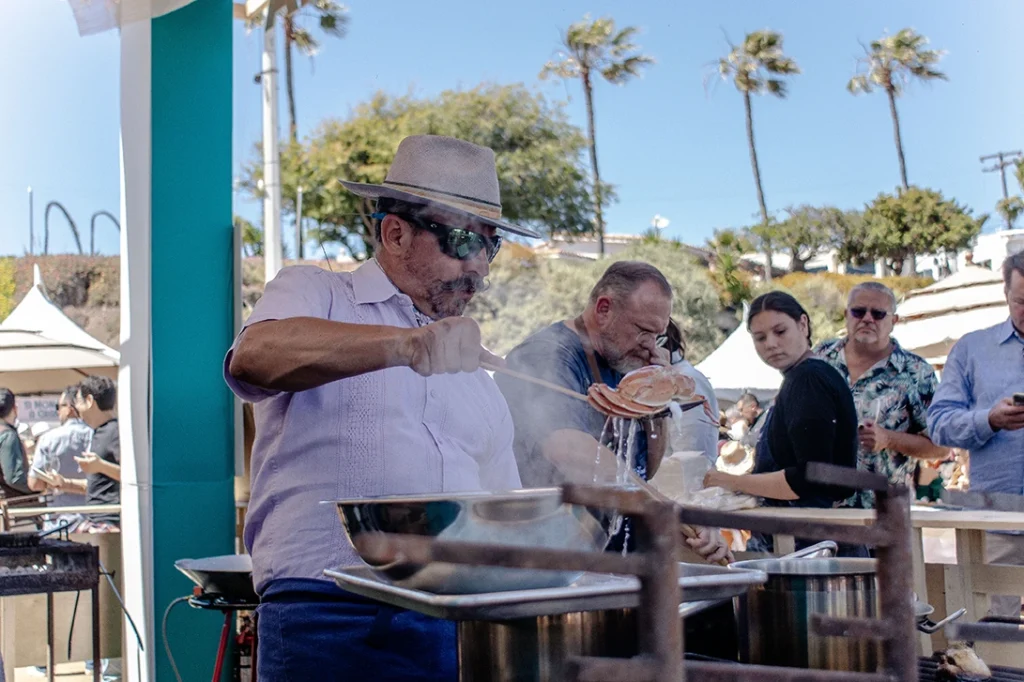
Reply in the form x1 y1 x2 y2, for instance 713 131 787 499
151 0 235 679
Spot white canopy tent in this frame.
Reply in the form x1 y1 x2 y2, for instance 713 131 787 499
695 306 781 404
1 265 120 362
0 265 120 394
893 266 1007 367
0 328 118 394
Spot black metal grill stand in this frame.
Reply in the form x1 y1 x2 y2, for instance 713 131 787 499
0 536 101 682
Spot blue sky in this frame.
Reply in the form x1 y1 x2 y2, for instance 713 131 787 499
1 0 1022 257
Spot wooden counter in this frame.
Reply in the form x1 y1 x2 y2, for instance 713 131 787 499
736 506 1024 666
735 505 1024 531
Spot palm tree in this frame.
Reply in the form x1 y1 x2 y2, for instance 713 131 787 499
283 1 348 143
712 30 800 282
541 16 653 256
847 28 946 190
249 1 349 144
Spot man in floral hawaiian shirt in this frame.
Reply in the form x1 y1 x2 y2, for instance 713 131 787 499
815 282 949 507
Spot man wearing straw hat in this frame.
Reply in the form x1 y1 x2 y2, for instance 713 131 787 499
226 136 538 681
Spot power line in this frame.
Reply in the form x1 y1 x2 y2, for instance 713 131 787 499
980 149 1023 229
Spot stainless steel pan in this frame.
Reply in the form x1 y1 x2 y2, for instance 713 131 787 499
336 488 609 593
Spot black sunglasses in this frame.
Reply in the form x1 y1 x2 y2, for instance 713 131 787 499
373 212 502 263
849 307 889 321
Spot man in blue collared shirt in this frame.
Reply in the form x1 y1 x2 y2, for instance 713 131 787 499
928 252 1024 616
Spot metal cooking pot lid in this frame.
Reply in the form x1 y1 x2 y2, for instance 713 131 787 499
729 557 877 576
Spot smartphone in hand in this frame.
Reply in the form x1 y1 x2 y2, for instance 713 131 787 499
1013 393 1024 407
30 467 59 486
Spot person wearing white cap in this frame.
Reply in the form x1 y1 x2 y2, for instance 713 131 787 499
225 135 539 681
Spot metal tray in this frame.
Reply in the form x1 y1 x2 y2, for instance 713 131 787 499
324 562 767 621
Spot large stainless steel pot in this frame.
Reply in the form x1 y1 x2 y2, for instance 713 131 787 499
730 543 964 672
732 555 880 671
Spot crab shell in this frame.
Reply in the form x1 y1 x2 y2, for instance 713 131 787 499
617 366 699 407
590 384 660 418
587 385 651 419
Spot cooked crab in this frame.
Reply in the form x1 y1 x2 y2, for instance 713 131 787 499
586 365 713 421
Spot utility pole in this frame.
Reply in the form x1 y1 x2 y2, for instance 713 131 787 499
980 150 1023 229
296 186 304 260
27 187 34 255
261 10 283 280
238 0 291 282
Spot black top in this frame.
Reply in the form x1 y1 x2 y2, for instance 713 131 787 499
86 418 120 523
753 358 859 505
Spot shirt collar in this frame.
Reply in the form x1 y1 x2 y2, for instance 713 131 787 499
351 259 406 307
997 318 1024 345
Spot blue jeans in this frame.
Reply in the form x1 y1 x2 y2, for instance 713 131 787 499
257 578 457 682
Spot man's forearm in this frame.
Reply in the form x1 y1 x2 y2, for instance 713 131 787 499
98 460 121 482
229 318 412 393
887 431 949 460
61 479 88 495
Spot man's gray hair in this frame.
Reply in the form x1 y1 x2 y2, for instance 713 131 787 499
848 281 897 311
589 261 672 304
1002 251 1024 289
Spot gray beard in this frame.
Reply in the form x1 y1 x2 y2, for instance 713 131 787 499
426 274 484 319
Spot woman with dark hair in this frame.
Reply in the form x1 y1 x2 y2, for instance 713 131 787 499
703 292 863 553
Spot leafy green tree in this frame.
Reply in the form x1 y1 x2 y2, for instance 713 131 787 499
541 16 653 256
861 187 986 274
848 29 946 190
995 159 1024 229
0 257 15 320
765 205 850 272
997 197 1024 229
711 30 800 281
236 215 264 257
241 85 599 258
825 209 869 268
705 228 755 307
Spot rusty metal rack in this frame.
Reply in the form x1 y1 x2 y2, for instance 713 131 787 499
355 463 919 682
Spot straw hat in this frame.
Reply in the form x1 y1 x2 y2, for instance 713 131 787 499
339 135 540 239
716 440 755 476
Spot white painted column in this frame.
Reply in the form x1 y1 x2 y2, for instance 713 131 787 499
118 18 155 682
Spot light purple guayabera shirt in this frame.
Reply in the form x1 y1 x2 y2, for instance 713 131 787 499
224 260 521 593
